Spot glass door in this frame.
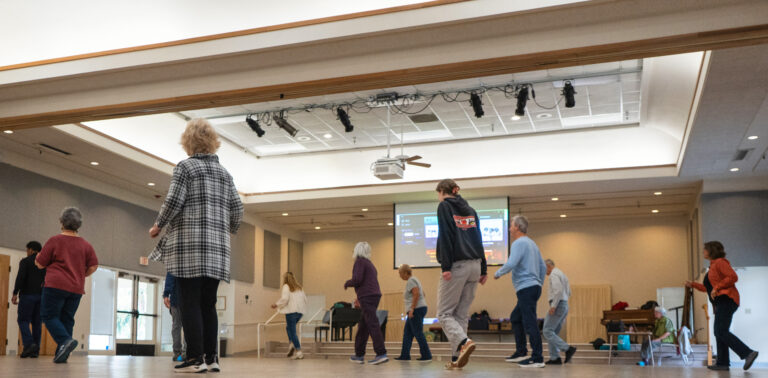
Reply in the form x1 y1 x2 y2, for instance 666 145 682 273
115 272 159 356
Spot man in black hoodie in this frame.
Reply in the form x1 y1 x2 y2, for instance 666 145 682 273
12 241 46 358
434 179 488 370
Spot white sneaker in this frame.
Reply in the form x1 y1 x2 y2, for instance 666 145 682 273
206 355 220 373
291 350 304 360
174 359 208 374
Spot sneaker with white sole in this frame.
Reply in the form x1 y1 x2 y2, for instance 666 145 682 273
505 351 528 363
368 355 389 365
444 361 460 370
349 355 365 364
53 339 78 364
518 358 545 368
456 339 476 368
174 358 208 373
205 355 220 373
291 350 304 360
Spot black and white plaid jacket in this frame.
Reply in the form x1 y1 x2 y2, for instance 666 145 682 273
149 154 243 282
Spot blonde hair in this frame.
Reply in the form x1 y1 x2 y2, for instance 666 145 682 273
181 118 221 155
283 272 302 292
398 264 412 276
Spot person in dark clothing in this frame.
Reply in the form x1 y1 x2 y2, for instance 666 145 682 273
434 179 488 370
344 241 388 365
163 272 185 361
686 241 759 371
12 241 46 358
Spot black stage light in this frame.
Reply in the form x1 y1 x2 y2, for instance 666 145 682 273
562 81 576 108
273 115 299 137
469 92 484 118
245 115 266 137
336 108 354 132
515 86 529 117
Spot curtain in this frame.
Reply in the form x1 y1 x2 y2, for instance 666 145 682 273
566 284 612 343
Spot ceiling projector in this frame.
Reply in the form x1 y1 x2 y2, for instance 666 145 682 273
372 158 404 180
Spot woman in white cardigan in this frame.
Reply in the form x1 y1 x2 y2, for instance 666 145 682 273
271 272 307 359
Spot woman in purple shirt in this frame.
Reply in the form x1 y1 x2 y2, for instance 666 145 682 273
344 242 388 365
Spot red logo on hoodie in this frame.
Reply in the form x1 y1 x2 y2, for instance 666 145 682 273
453 215 477 229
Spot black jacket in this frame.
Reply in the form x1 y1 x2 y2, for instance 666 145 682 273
435 195 487 275
13 252 46 296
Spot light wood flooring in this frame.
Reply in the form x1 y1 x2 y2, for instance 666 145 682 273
1 355 766 377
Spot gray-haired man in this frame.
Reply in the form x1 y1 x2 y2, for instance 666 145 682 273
542 259 576 364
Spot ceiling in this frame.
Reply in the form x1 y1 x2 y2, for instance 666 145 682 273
180 60 642 157
679 45 768 176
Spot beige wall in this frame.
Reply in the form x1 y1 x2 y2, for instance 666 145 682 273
303 215 689 322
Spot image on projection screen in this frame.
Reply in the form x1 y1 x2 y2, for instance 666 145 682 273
394 197 509 269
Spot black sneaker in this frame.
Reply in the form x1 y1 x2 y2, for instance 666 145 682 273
417 357 432 362
30 344 40 358
744 351 759 371
205 355 220 372
707 365 729 371
546 358 562 365
518 358 545 368
174 358 208 373
564 346 577 363
394 356 410 361
20 344 32 358
53 339 78 363
505 351 528 362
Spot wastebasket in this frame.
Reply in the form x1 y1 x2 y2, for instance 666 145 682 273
219 338 228 357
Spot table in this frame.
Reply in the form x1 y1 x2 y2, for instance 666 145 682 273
607 331 654 366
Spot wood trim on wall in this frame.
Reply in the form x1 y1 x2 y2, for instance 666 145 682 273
1 24 767 131
243 164 678 197
0 0 467 72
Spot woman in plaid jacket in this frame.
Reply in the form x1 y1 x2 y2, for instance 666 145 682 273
149 118 244 374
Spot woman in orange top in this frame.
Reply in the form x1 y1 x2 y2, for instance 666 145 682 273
686 241 758 371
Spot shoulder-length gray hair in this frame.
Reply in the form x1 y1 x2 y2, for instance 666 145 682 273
352 242 372 260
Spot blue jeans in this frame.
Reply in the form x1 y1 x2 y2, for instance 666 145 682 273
542 301 570 359
510 285 543 362
399 306 432 359
17 294 42 348
40 287 82 346
285 313 303 350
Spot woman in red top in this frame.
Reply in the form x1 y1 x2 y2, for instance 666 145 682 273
35 207 99 364
686 241 758 371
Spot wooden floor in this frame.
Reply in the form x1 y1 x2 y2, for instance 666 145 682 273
1 355 765 378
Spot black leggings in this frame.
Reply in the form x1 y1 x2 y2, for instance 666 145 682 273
177 277 220 361
713 296 753 366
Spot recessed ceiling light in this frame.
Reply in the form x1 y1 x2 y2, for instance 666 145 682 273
296 136 312 142
653 191 662 196
551 197 559 201
147 182 156 186
323 133 333 139
387 222 394 226
314 226 321 230
730 167 740 172
536 113 553 119
90 161 99 166
3 130 13 134
652 209 659 213
282 213 288 216
747 135 758 140
361 208 369 212
511 115 521 121
560 214 567 218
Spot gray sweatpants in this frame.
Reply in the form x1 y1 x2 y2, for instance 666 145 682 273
437 259 481 357
170 305 186 356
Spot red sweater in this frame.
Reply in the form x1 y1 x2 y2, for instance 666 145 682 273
691 258 740 306
36 234 99 295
